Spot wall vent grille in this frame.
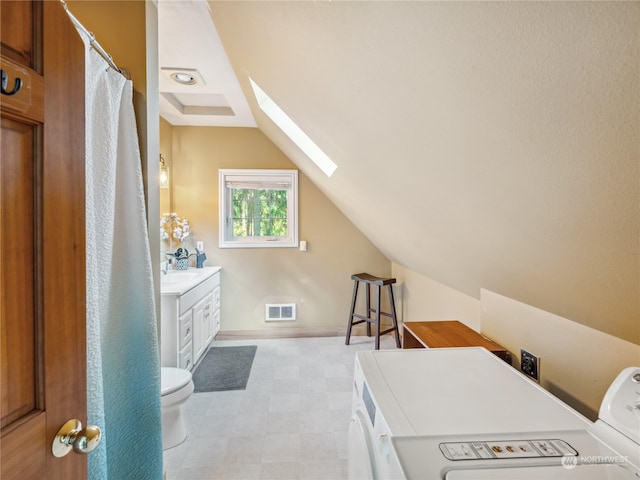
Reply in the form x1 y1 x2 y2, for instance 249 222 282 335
265 303 296 321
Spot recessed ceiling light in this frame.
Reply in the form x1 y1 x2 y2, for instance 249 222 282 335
171 72 196 85
160 68 206 86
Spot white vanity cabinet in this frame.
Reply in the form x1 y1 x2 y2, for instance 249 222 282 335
161 267 221 370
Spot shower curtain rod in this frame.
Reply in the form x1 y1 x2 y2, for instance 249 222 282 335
60 0 131 80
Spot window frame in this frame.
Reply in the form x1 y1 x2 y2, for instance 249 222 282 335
219 169 299 248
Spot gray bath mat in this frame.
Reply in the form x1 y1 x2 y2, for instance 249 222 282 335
192 345 257 392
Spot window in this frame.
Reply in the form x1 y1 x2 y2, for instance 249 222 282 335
249 78 337 178
219 169 298 248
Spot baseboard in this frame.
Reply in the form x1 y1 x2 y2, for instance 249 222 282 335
215 323 398 340
216 326 347 340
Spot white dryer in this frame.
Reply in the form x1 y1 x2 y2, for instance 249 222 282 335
389 366 640 479
348 348 592 479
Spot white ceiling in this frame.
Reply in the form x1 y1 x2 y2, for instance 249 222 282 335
157 0 255 127
158 1 639 344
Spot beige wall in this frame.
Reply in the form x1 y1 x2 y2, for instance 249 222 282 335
392 264 481 332
165 126 391 334
67 1 146 90
482 289 640 420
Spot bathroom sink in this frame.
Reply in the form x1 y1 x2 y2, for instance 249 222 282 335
160 266 221 295
161 272 201 284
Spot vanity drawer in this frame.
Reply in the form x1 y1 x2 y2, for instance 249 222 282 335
179 344 193 371
179 273 218 315
178 311 192 349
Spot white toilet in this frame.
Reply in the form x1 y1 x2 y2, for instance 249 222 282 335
160 367 194 449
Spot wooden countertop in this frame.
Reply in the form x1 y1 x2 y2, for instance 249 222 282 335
402 320 510 362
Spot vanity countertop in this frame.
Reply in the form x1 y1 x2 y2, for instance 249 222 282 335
160 266 221 296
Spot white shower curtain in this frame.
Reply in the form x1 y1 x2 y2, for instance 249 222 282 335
83 38 163 479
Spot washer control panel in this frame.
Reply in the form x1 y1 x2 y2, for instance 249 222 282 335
440 439 577 461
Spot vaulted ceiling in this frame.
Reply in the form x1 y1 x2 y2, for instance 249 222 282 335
161 1 639 343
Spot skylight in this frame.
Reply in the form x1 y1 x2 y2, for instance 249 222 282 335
249 78 337 178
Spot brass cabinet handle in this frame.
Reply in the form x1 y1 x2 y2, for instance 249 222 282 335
52 419 101 457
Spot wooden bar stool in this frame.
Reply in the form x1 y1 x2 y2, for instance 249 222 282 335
345 273 401 350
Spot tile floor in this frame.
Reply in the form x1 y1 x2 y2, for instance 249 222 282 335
163 335 398 480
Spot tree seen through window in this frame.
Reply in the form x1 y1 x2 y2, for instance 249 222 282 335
232 188 288 238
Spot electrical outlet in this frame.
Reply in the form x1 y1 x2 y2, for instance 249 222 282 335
521 349 540 381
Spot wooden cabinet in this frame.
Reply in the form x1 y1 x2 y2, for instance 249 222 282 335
161 271 221 370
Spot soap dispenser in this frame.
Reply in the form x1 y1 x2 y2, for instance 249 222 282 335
195 241 206 269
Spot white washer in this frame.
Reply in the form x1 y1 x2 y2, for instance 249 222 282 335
349 347 594 479
388 367 640 479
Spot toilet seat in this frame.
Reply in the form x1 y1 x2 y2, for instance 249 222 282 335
161 367 192 396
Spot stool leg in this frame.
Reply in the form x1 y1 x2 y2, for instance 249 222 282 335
365 283 372 337
345 280 359 345
375 284 382 350
388 284 401 348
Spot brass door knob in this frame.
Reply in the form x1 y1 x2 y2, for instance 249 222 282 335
52 419 102 457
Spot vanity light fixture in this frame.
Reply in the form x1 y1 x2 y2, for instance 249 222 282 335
159 154 169 189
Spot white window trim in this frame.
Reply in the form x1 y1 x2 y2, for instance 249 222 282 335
219 169 298 248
